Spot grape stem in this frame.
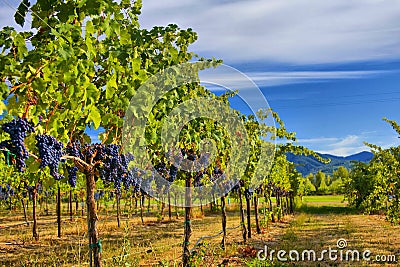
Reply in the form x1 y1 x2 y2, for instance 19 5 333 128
9 64 46 94
62 155 92 169
28 152 92 170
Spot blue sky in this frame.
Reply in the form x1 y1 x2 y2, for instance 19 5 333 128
1 0 400 156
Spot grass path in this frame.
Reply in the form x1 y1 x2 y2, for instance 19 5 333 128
253 205 400 267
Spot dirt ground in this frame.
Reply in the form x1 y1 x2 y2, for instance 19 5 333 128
1 201 399 266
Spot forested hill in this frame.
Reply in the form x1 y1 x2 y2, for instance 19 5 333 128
286 151 374 176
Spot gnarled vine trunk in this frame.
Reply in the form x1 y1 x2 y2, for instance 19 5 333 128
86 173 101 267
116 193 121 228
182 175 192 267
245 193 251 239
32 186 39 241
238 188 247 243
221 196 227 249
21 198 28 224
140 193 144 224
69 190 73 221
254 195 261 234
168 191 172 221
57 186 61 238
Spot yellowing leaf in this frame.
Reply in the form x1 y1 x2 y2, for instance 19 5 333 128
106 73 117 99
88 106 101 129
0 101 7 115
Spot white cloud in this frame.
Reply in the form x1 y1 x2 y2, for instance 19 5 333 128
3 1 400 64
302 133 400 156
245 70 390 87
201 69 391 90
328 135 359 148
317 145 368 157
298 135 367 156
297 137 340 144
139 0 400 64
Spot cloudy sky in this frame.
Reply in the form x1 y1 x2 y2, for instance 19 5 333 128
1 0 400 156
138 0 400 156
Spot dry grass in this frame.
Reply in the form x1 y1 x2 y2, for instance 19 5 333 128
1 198 400 267
0 201 284 267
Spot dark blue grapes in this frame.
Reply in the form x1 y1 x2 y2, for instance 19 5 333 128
0 184 15 200
0 117 35 171
199 153 210 168
65 141 83 159
82 144 136 193
169 165 178 182
212 166 223 181
36 134 65 180
67 166 78 187
120 153 135 190
154 162 168 191
194 170 205 187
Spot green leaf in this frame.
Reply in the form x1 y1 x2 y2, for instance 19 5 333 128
0 101 7 115
106 73 117 99
59 44 73 60
88 106 101 129
120 28 131 45
14 0 30 27
85 20 95 35
86 83 99 104
26 157 40 173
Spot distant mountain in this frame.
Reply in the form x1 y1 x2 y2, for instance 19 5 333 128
286 151 373 176
344 151 374 162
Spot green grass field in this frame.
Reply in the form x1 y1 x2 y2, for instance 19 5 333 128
302 194 346 204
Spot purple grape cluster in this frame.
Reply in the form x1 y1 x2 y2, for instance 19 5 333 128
272 185 286 196
169 165 178 182
36 134 65 180
94 191 105 200
64 141 84 187
98 144 120 185
155 162 168 191
120 153 135 189
0 117 35 171
0 184 14 200
65 141 83 159
194 169 208 187
67 166 78 187
82 144 135 193
244 188 253 199
198 153 211 168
